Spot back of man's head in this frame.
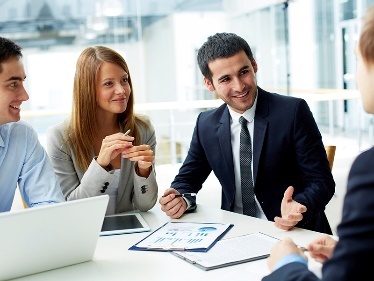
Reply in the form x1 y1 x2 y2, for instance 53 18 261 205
360 6 374 65
197 32 254 82
0 37 23 72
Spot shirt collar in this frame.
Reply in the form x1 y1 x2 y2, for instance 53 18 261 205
228 90 258 124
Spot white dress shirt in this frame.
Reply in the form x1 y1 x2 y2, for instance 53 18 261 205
227 94 267 219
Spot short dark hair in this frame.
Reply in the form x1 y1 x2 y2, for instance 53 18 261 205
0 37 23 72
197 32 254 82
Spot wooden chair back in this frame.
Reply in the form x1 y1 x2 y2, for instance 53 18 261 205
325 145 336 170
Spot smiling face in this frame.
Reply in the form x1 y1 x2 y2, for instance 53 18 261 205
0 58 28 125
96 61 131 117
203 50 258 114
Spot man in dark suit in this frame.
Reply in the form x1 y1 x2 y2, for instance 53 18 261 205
262 6 374 280
159 32 335 234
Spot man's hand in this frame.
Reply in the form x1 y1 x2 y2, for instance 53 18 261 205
307 234 337 263
267 237 307 272
159 188 187 219
274 186 307 231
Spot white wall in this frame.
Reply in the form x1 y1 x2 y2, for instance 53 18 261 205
23 42 144 111
24 49 79 111
288 0 317 89
143 12 226 103
173 12 226 102
142 12 226 153
143 16 176 102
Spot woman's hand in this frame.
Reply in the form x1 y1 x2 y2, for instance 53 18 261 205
96 132 133 168
122 144 154 177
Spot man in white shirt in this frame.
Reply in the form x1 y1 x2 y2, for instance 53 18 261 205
0 36 65 212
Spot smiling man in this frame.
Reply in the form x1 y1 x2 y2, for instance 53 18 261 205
159 32 335 234
0 37 64 212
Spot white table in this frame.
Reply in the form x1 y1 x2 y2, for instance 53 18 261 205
14 205 323 281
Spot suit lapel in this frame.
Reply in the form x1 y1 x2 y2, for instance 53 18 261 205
253 88 269 185
218 107 235 190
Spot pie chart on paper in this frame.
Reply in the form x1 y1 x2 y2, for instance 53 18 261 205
198 227 217 232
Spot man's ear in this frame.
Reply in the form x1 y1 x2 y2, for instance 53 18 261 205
203 77 215 92
251 59 258 73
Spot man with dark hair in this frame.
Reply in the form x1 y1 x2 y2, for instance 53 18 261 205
160 32 335 234
0 37 64 212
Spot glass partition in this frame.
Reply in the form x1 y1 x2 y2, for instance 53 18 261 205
0 0 372 164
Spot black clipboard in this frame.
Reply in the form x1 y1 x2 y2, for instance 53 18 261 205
128 222 233 252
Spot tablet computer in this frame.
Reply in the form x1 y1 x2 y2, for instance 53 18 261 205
100 212 151 236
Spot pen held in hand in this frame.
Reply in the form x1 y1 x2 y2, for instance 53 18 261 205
298 246 309 252
174 193 197 198
162 193 197 198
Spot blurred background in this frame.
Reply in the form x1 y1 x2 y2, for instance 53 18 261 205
3 0 374 233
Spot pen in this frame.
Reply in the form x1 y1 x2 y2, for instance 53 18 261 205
124 129 131 136
298 246 309 252
174 193 197 198
259 233 309 252
162 193 197 198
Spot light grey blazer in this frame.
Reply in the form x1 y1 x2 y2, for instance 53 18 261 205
46 118 158 213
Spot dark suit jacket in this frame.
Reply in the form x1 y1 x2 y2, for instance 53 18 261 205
172 87 335 234
263 147 374 281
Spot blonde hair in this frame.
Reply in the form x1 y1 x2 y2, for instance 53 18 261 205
66 46 148 170
360 6 374 65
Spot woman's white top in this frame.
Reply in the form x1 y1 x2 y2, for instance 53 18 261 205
105 169 120 215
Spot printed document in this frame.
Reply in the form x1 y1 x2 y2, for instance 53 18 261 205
171 232 279 270
129 222 233 251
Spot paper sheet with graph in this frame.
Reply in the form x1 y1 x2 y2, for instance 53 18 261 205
129 222 233 252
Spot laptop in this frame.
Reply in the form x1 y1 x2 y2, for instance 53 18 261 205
0 195 109 281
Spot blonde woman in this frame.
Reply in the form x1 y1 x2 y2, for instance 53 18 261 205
46 46 157 214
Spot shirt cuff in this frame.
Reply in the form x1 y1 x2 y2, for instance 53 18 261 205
274 254 308 271
184 197 192 210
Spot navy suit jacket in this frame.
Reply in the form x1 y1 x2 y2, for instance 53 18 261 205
263 147 374 281
172 88 335 234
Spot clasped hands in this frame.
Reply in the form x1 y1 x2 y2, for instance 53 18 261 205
96 132 154 177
